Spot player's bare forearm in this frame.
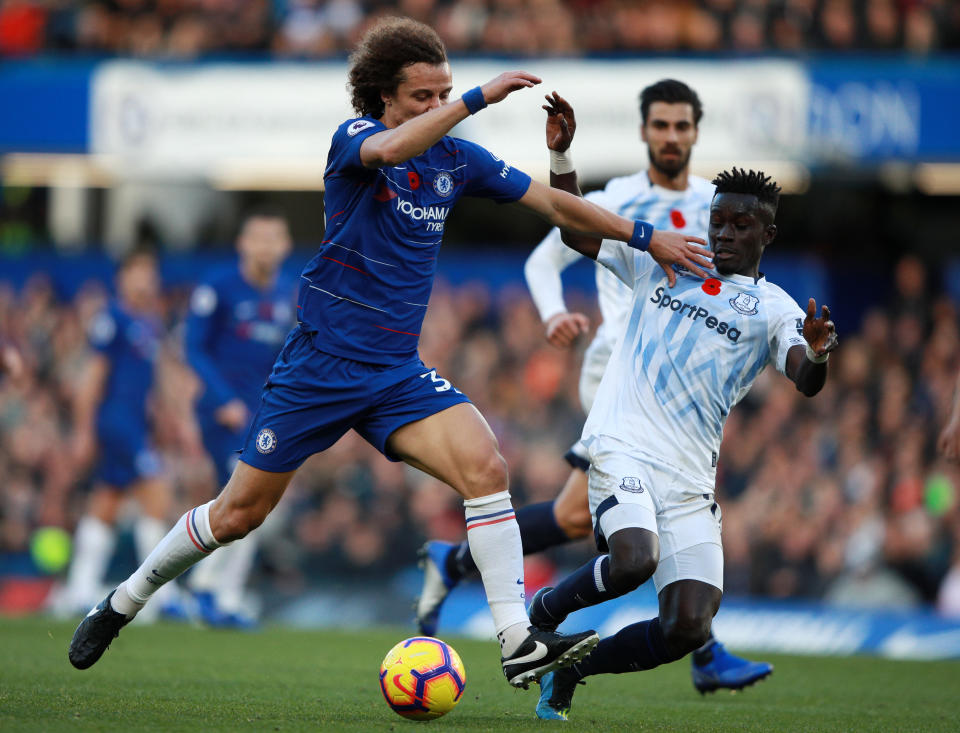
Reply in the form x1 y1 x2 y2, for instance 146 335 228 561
549 171 601 253
788 349 828 397
361 71 541 168
72 354 108 427
787 298 838 397
518 180 629 259
361 104 470 168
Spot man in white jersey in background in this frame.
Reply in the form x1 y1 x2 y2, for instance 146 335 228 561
531 166 838 719
417 79 771 694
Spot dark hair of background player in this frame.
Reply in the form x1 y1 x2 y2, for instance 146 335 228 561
348 17 448 120
639 79 704 126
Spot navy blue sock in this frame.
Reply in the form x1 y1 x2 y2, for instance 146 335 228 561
516 500 570 555
573 617 681 677
538 555 625 622
451 501 570 578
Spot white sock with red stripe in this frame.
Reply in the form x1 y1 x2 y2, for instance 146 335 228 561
464 491 530 656
111 501 225 618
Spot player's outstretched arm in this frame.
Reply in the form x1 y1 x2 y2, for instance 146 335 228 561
938 371 960 461
360 71 541 168
786 298 838 397
517 180 712 286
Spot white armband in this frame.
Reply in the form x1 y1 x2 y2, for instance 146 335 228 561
805 345 829 364
550 149 575 175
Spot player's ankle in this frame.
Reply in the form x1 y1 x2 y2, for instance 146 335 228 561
110 582 146 619
498 622 530 657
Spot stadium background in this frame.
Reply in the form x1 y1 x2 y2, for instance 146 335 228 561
1 0 960 660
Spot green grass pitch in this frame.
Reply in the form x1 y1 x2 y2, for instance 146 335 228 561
2 617 958 732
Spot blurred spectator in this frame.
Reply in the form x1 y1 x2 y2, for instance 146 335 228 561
2 0 959 58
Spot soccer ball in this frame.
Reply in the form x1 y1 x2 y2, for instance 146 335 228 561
379 637 466 721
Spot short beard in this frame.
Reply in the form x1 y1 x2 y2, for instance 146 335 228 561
648 147 690 179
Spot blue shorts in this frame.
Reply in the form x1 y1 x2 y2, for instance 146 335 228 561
239 327 472 473
198 411 247 486
94 418 162 488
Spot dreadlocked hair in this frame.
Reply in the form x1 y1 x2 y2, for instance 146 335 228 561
712 168 781 209
348 17 447 119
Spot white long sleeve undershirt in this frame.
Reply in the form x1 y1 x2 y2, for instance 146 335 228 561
523 226 586 323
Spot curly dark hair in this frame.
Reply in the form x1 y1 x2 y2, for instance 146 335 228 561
712 167 782 221
639 79 704 126
348 17 448 119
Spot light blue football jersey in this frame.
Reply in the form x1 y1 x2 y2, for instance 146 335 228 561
582 241 807 486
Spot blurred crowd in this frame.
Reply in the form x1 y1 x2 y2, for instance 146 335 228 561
1 0 958 58
0 252 959 616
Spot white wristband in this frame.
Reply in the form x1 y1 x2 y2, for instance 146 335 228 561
805 344 829 364
550 149 575 175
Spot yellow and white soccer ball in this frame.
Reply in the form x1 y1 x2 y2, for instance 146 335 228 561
379 637 466 721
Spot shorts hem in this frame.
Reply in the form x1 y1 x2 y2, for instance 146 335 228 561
237 453 306 474
657 540 723 562
375 394 473 461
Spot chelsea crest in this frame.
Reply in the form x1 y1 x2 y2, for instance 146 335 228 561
256 428 277 454
433 172 454 197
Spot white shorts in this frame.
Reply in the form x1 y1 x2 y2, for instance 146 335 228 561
578 336 613 414
586 438 724 593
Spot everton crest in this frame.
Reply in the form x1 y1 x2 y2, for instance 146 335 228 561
729 292 760 316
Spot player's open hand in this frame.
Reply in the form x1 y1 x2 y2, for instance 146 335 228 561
649 230 713 287
480 71 542 106
543 91 576 152
545 311 590 349
803 298 838 357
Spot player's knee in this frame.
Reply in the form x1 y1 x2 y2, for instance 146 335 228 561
462 450 508 497
607 551 657 594
661 608 712 656
210 500 269 543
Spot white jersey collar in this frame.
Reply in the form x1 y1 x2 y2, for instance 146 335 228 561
716 270 765 287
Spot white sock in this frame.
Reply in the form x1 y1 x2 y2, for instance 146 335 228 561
111 501 224 618
134 516 168 562
464 491 530 656
134 515 182 609
65 516 116 609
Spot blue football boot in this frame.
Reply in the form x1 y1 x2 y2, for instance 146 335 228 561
691 639 773 694
414 541 460 636
193 590 258 630
536 667 584 720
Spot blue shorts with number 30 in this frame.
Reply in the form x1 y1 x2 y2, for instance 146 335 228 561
239 326 471 473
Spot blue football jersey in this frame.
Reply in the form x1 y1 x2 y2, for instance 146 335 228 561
186 262 296 412
87 301 161 428
298 116 532 364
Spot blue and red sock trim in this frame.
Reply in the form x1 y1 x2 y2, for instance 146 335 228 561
465 507 516 531
185 508 213 554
